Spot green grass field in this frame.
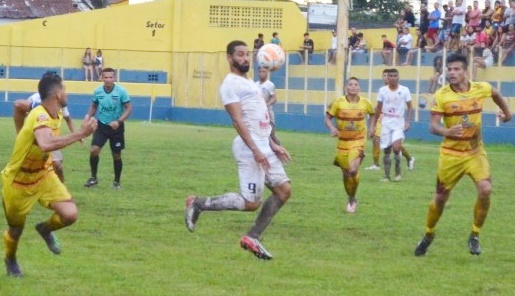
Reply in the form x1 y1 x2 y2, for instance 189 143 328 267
0 118 514 296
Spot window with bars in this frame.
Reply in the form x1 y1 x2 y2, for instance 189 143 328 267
209 6 282 29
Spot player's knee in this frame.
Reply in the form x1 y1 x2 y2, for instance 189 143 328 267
478 182 492 197
60 211 78 226
7 227 24 240
244 201 262 211
112 152 122 161
90 147 101 156
275 182 291 202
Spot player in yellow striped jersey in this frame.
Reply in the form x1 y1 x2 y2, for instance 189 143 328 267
414 53 512 257
1 74 97 277
324 77 375 213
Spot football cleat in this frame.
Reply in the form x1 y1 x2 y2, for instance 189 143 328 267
36 223 61 255
393 175 402 182
414 234 434 256
365 164 381 170
84 177 98 187
346 200 358 213
468 234 481 255
113 182 121 190
184 195 201 232
240 236 273 260
4 257 23 277
408 157 416 171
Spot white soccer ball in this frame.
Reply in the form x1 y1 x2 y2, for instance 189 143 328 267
256 44 285 72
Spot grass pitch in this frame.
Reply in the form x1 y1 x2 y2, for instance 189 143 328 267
0 118 514 295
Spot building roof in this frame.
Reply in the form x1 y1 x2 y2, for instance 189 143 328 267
0 0 82 19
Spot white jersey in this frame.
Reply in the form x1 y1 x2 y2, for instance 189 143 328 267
255 80 276 113
377 84 411 129
220 73 271 141
28 93 70 117
452 3 466 25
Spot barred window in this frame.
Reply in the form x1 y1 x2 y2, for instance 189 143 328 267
209 6 282 29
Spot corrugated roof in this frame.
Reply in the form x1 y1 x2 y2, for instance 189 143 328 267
0 0 80 19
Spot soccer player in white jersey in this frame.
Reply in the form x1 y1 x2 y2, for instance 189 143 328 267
369 68 413 182
184 40 292 260
13 86 78 183
255 67 280 145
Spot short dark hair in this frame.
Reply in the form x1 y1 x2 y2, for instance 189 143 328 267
38 72 63 101
381 34 387 38
347 76 359 83
382 68 390 74
273 32 278 37
304 32 309 37
258 33 263 38
389 68 399 75
446 53 468 68
226 40 247 55
102 67 115 74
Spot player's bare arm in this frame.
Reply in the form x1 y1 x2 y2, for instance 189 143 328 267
267 93 277 107
270 139 291 163
86 102 99 119
491 89 512 123
225 102 269 170
13 99 31 133
369 102 383 138
109 102 133 130
430 112 464 137
34 116 98 152
405 101 413 131
324 114 339 137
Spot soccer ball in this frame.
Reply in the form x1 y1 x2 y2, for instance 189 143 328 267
419 96 427 109
256 44 285 72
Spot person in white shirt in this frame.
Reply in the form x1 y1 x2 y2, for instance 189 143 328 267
184 40 292 260
12 89 78 183
472 42 494 80
329 30 338 64
368 68 413 182
396 27 413 65
256 67 280 145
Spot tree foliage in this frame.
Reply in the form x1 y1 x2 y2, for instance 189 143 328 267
333 0 405 23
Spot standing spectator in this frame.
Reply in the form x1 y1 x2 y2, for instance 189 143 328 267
84 68 132 190
1 73 97 277
500 23 515 64
396 27 413 65
472 42 494 80
394 9 406 38
403 28 427 65
298 32 314 64
253 33 264 58
348 27 359 50
449 0 467 52
492 1 505 29
419 3 430 36
480 0 495 28
94 49 104 81
184 40 292 260
381 34 396 65
468 1 482 29
465 5 473 25
271 32 282 46
490 24 505 58
324 77 375 213
414 53 512 257
256 67 281 145
403 4 416 28
504 0 515 26
82 47 94 82
329 30 338 64
428 2 442 43
439 3 454 45
460 26 477 57
368 68 413 182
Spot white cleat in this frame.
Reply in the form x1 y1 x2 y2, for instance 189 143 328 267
408 157 415 171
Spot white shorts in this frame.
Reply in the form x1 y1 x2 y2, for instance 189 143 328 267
380 125 405 149
51 150 63 162
232 136 290 203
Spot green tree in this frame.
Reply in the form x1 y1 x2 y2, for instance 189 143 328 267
332 0 405 23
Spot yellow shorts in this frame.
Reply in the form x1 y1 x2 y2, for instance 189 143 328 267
2 172 71 227
333 148 364 170
437 149 490 191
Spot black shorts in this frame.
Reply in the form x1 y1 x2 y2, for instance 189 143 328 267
91 122 125 153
